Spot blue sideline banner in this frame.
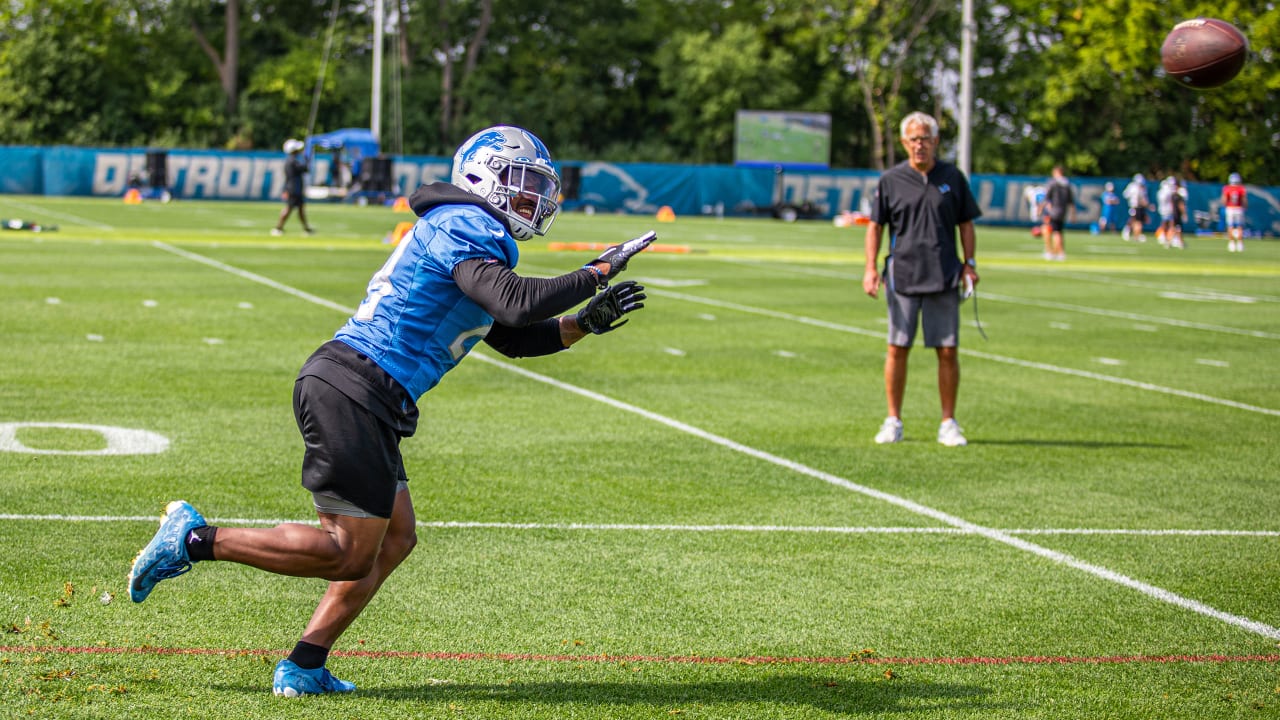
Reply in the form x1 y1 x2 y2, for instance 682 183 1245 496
2 145 1277 236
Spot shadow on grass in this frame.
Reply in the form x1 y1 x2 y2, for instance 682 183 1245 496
222 675 1000 714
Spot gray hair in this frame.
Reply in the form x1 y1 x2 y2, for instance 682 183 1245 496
899 112 939 139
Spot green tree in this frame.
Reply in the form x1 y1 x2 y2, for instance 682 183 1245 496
972 0 1279 182
236 2 378 149
186 0 241 118
654 22 805 163
2 0 1275 183
813 0 957 170
454 0 674 159
0 1 149 144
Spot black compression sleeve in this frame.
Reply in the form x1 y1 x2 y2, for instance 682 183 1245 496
453 259 597 327
483 319 566 358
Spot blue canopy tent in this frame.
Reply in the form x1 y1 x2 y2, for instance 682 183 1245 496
304 128 380 200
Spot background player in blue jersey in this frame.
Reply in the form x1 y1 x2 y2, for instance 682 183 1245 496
128 125 654 697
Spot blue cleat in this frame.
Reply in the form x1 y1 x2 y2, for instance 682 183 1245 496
272 659 357 697
127 500 206 603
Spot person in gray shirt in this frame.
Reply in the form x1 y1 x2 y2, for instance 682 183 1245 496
862 111 981 447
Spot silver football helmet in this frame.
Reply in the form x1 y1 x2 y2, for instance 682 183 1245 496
451 126 561 240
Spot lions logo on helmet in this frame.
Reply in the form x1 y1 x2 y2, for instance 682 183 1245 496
451 126 561 240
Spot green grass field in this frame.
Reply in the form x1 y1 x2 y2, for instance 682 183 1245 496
1 196 1278 719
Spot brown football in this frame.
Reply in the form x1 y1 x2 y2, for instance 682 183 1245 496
1161 18 1248 89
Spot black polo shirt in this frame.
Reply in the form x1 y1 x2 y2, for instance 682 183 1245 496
870 160 981 295
1045 179 1074 221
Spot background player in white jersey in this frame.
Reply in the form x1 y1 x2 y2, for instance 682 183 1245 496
1156 175 1187 249
1122 173 1151 242
128 126 655 697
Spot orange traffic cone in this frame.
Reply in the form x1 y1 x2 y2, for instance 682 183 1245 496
385 221 415 245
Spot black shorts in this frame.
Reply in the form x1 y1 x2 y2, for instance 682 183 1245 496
293 375 407 519
285 193 306 209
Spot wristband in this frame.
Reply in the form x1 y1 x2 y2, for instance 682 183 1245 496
583 264 607 289
965 258 976 268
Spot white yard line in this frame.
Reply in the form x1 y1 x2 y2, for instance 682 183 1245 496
718 256 1280 305
4 514 1277 539
706 257 1280 338
133 244 1280 641
959 347 1280 416
1009 267 1280 304
153 241 352 314
979 292 1280 340
646 287 1280 417
473 354 1280 640
0 197 115 230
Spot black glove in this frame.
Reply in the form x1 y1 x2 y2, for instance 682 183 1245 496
589 230 657 280
576 281 647 335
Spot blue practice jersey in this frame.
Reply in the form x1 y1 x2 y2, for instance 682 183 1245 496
334 203 519 400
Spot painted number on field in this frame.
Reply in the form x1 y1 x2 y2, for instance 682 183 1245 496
0 423 170 455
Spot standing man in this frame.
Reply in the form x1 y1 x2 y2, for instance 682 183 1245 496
273 138 315 236
863 111 981 447
1121 173 1150 243
1222 172 1248 252
1157 175 1187 249
1170 177 1187 249
1024 183 1046 232
1042 165 1074 261
1096 182 1120 234
128 126 654 697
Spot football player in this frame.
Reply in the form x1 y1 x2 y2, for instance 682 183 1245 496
128 126 654 697
1222 172 1248 252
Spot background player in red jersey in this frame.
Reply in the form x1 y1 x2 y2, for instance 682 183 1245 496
1221 172 1248 253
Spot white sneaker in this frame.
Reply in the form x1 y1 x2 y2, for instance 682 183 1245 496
874 417 903 444
270 228 283 237
937 419 968 447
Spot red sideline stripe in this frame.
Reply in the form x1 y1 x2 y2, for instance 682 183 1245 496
2 646 1278 667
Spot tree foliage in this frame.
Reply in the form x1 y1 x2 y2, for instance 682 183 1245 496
1 0 1276 183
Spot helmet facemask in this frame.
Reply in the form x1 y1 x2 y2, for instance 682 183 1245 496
489 159 560 240
452 126 562 241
